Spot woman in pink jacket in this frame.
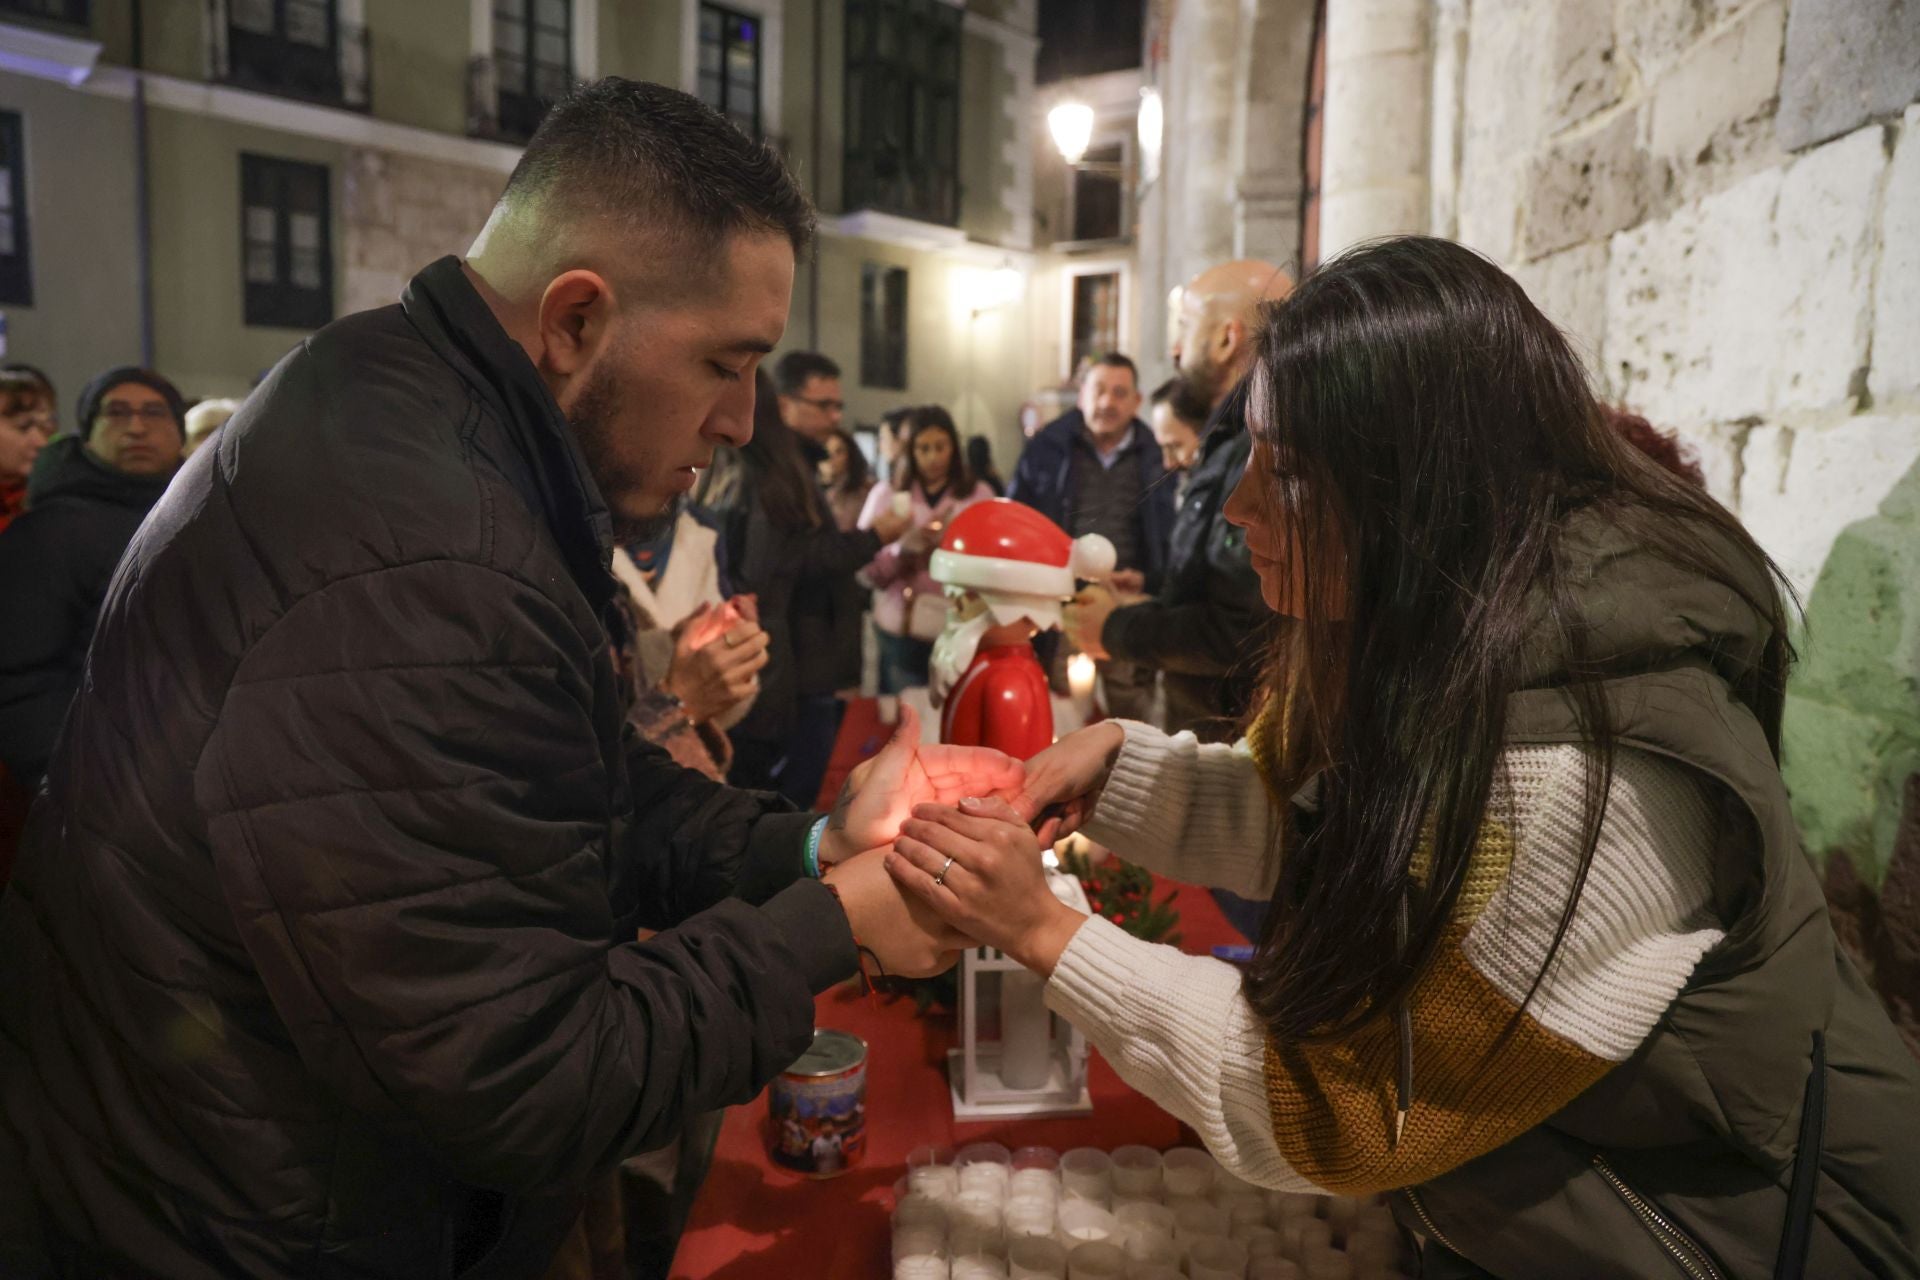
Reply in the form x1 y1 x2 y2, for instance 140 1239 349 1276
857 405 995 693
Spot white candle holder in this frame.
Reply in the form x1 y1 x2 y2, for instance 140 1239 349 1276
1160 1148 1216 1199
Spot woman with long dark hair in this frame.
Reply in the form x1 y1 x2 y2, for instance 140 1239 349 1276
884 238 1919 1276
819 425 874 531
857 406 995 693
721 369 911 802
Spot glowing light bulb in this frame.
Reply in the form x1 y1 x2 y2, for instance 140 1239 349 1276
1048 101 1095 165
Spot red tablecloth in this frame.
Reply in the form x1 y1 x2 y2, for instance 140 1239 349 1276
673 701 1246 1277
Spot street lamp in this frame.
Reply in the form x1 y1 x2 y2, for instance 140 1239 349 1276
1047 101 1095 166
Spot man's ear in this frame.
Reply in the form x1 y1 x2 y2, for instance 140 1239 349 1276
1216 316 1247 368
534 269 615 378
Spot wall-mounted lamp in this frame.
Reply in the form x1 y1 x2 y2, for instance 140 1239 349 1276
1047 101 1095 166
1137 87 1163 183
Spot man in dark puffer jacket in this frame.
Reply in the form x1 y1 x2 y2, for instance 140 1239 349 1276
0 81 1005 1280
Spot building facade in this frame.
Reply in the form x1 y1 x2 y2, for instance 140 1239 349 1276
1133 0 1920 881
0 0 1048 465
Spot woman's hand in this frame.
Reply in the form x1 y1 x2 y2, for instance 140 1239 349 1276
825 848 972 979
887 797 1088 976
1017 721 1127 844
664 606 768 723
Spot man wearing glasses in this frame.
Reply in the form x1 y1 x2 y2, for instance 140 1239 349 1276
0 365 186 787
772 349 845 446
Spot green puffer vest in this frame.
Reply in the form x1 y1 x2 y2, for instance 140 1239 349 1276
1388 518 1920 1279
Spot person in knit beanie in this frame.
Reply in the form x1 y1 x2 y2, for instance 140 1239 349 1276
0 365 185 786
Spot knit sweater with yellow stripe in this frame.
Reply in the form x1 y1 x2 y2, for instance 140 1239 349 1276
1044 720 1726 1196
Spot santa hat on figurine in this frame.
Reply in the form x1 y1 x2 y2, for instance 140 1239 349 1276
927 500 1114 702
931 499 1115 620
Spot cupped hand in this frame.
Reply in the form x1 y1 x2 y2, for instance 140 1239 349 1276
871 508 913 543
819 703 1027 866
665 608 769 723
1014 721 1126 844
886 797 1088 975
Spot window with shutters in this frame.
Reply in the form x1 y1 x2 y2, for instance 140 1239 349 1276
860 262 908 391
698 3 763 137
225 0 368 109
241 154 332 330
843 0 960 227
494 0 573 143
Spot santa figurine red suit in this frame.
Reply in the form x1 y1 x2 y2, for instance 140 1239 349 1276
928 499 1115 760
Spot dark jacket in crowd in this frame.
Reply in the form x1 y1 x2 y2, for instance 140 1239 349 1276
1101 393 1276 738
1007 408 1175 591
717 458 881 747
0 435 175 783
0 257 855 1280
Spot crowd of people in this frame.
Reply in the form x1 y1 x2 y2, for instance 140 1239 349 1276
1 74 1914 1280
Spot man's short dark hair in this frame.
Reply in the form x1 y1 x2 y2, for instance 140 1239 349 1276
503 78 814 262
1149 376 1210 424
774 351 841 396
1085 352 1139 385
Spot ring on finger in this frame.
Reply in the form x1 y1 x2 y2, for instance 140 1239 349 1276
934 856 955 887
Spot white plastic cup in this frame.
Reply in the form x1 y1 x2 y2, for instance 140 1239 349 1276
1013 1146 1061 1174
960 1162 1013 1202
1282 1217 1333 1260
1055 1200 1118 1249
1187 1237 1251 1280
1114 1201 1176 1242
1300 1243 1354 1280
895 1254 950 1280
895 1224 948 1265
953 1259 1009 1280
952 1193 1006 1239
1238 1225 1286 1258
897 1194 951 1232
1248 1259 1305 1280
1059 1148 1113 1206
949 1224 1007 1264
1118 1230 1181 1270
1011 1167 1062 1202
1107 1145 1163 1199
1173 1201 1231 1244
1008 1236 1070 1280
1267 1191 1321 1224
1160 1148 1216 1199
1065 1240 1126 1279
1006 1197 1059 1242
1221 1192 1271 1229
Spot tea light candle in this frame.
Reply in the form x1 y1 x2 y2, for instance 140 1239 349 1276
1010 1169 1061 1206
960 1163 1012 1201
1007 1236 1069 1280
1160 1147 1216 1199
1114 1201 1176 1243
893 1224 947 1265
1012 1146 1060 1174
896 1194 950 1231
1059 1148 1112 1206
952 1255 1009 1280
1054 1200 1117 1248
910 1164 962 1202
1119 1230 1182 1270
1066 652 1097 702
1188 1237 1251 1280
1006 1197 1057 1242
1064 1240 1125 1280
952 1193 1006 1238
1107 1145 1163 1199
894 1254 948 1280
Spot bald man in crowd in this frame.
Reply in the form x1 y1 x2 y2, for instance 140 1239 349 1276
1065 259 1290 739
0 81 1016 1279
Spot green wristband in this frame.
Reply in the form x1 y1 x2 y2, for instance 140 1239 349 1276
804 816 828 879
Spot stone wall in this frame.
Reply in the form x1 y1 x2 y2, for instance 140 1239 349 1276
1442 0 1920 877
341 149 506 317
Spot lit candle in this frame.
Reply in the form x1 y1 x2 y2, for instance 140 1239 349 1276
1067 653 1097 702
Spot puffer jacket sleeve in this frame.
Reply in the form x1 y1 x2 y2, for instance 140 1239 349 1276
196 558 853 1195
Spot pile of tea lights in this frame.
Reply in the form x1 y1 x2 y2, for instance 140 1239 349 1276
889 1142 1414 1280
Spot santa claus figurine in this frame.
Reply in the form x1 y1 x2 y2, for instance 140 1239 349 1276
928 499 1115 760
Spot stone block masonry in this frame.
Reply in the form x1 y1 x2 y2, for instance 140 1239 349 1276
1441 0 1920 877
341 148 503 316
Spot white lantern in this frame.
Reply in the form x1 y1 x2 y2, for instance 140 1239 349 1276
948 871 1094 1119
1047 101 1095 166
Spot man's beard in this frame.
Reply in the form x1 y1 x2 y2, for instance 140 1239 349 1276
929 608 993 708
1181 347 1227 407
566 360 679 543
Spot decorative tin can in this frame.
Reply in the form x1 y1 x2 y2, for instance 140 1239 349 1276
767 1028 868 1177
